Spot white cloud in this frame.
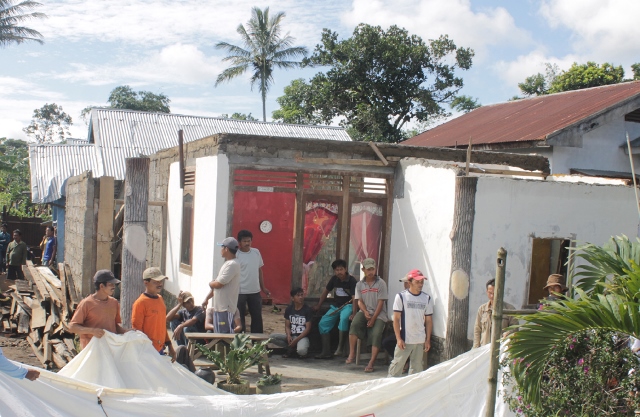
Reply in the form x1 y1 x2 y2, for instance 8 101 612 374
493 50 579 89
341 0 533 59
539 0 640 66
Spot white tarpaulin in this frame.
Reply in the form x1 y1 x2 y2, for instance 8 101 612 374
0 332 515 417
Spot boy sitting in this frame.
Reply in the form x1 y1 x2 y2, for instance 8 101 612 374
271 287 313 358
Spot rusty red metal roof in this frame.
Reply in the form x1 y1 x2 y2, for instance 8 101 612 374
404 81 640 147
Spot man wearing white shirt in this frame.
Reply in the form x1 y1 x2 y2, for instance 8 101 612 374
235 230 270 333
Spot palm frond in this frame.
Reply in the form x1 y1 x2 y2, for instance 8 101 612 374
215 64 249 85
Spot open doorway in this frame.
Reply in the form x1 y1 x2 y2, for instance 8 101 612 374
528 237 572 305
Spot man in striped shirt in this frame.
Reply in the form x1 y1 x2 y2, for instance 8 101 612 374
388 269 433 377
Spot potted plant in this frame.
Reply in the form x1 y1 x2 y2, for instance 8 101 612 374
196 334 270 395
256 373 282 395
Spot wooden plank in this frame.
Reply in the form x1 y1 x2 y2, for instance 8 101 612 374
29 329 40 345
64 264 79 308
2 319 10 332
44 314 54 334
294 156 390 167
30 303 47 329
26 335 46 366
17 307 30 333
51 352 66 369
26 261 50 302
23 265 43 302
63 338 75 353
57 262 69 322
10 293 31 316
97 176 115 271
41 278 62 307
43 334 51 364
114 199 166 206
467 167 547 178
369 142 389 166
37 266 62 289
14 280 32 293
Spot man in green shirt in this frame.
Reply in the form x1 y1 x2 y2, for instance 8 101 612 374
6 230 27 280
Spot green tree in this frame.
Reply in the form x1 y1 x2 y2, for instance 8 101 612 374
81 85 171 122
23 103 73 143
518 62 625 97
631 63 640 81
505 235 640 409
271 78 324 125
0 138 32 216
450 95 481 113
214 7 308 122
220 112 258 121
291 24 473 142
517 63 559 97
0 0 46 47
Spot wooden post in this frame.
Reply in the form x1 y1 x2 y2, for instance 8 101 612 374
120 158 150 328
96 176 115 271
443 175 478 360
485 247 507 417
179 130 185 189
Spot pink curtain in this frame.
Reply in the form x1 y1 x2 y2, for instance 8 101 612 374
349 202 383 270
302 201 338 293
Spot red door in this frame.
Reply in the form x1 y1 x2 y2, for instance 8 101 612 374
232 191 296 304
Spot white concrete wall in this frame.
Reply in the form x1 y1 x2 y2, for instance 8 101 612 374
389 161 457 338
164 155 230 303
551 120 640 174
467 176 639 339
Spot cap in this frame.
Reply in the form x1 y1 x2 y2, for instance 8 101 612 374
403 269 426 282
362 258 376 269
143 267 168 281
217 237 239 251
181 291 194 303
93 269 121 285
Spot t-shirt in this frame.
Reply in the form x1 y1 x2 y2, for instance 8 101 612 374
6 241 27 266
131 293 169 352
177 306 206 332
43 237 56 261
325 275 357 307
212 259 241 312
70 294 122 349
393 289 434 345
355 277 388 322
205 307 240 333
236 248 264 294
284 303 313 338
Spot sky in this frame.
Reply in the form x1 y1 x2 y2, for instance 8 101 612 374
2 0 640 140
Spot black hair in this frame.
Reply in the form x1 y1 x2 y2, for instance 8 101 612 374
486 279 495 289
12 229 21 236
237 230 253 241
46 225 54 232
1 223 7 228
290 287 304 297
227 247 238 255
94 282 107 291
331 259 347 270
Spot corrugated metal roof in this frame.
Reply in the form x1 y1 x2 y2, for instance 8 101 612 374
29 144 101 203
90 108 351 178
405 81 640 147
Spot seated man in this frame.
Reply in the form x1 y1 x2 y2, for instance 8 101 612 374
312 259 357 359
346 258 388 372
271 287 313 358
166 291 206 346
205 307 242 334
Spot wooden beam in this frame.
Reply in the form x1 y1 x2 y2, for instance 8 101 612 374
467 167 547 178
97 176 115 271
26 261 50 302
114 199 166 206
294 156 390 167
26 335 46 366
368 142 389 166
64 263 80 308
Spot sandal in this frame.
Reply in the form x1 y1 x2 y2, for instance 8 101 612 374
345 357 355 364
364 366 374 373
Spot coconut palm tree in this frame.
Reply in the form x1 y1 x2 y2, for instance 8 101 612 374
506 235 640 406
0 0 46 47
215 7 308 122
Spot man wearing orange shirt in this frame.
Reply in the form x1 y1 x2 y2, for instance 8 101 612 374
132 267 176 361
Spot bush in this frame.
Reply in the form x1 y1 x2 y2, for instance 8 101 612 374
502 329 640 416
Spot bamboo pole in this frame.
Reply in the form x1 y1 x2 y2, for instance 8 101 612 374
485 247 507 417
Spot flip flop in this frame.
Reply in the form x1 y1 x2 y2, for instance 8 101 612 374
364 366 374 373
345 357 355 364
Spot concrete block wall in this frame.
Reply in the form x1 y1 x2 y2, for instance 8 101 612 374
64 171 97 297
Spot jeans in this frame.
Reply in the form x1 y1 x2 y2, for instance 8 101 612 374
169 318 199 346
237 292 263 333
318 304 353 334
270 333 310 356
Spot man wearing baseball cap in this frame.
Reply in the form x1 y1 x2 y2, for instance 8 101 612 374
132 267 176 361
166 290 206 346
69 269 127 349
201 237 241 332
388 269 433 377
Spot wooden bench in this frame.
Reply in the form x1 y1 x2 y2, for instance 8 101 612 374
185 332 271 375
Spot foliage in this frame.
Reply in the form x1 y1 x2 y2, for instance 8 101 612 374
215 7 308 122
81 85 171 122
505 235 640 409
272 79 324 125
450 95 480 113
23 103 73 143
0 138 32 216
632 63 640 81
503 329 640 416
517 63 560 97
220 112 258 121
0 0 46 47
257 373 282 386
196 333 270 384
279 24 473 143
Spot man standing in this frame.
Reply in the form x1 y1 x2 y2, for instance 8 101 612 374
0 223 10 273
6 230 27 280
0 347 39 381
132 267 176 361
388 269 433 377
202 237 241 332
473 278 518 349
40 226 57 266
166 291 205 346
235 230 270 333
69 270 127 349
312 259 357 359
346 258 388 372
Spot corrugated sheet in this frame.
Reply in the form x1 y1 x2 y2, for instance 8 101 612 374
90 109 351 178
405 81 640 147
29 144 101 203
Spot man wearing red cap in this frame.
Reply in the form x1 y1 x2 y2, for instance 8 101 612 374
388 269 433 377
69 269 127 349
